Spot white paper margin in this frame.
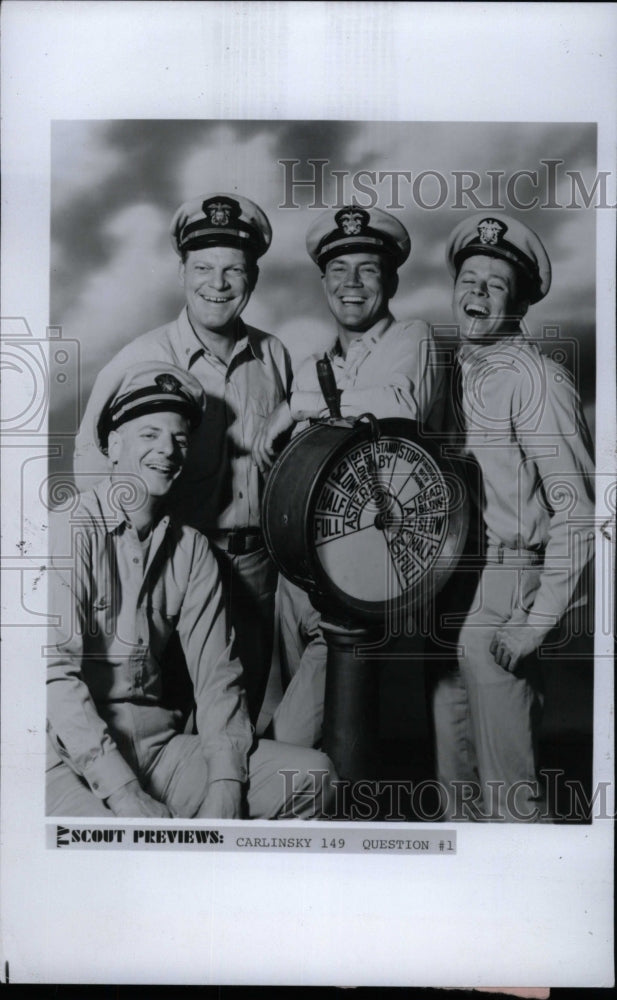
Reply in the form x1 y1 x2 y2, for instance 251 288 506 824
1 1 615 987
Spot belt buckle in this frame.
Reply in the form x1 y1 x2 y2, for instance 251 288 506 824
227 531 246 556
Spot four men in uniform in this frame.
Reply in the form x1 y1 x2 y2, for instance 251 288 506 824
51 192 595 822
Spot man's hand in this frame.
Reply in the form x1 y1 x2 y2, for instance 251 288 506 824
196 780 243 819
105 779 171 818
490 615 547 673
252 401 294 474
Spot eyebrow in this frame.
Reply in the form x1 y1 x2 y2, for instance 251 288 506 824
139 424 188 435
459 268 509 280
192 260 246 268
329 259 381 269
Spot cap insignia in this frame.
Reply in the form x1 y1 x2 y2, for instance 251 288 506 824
155 373 183 394
335 206 369 237
477 218 507 246
202 197 241 228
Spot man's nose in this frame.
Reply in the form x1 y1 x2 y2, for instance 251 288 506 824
343 269 363 286
157 434 175 456
209 268 228 290
471 281 488 296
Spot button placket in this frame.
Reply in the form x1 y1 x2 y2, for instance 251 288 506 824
226 376 248 516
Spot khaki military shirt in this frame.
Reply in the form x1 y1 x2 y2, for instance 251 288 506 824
290 313 444 428
455 331 595 630
46 479 252 800
74 309 292 532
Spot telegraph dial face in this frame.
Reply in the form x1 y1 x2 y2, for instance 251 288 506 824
262 417 467 623
311 431 451 606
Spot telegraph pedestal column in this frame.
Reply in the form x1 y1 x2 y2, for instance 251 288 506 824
262 358 468 782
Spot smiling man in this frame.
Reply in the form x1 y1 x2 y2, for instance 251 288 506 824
48 363 335 820
428 214 595 822
253 205 444 747
74 194 292 723
253 205 442 465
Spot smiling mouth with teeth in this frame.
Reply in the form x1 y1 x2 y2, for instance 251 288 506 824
464 303 490 318
201 296 231 303
147 464 177 474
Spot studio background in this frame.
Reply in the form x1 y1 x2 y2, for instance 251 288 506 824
49 119 597 818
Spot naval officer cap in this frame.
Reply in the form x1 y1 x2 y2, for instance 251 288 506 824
96 362 205 452
306 205 411 270
446 213 551 303
170 193 272 259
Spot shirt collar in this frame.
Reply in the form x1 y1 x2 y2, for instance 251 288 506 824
330 312 395 360
177 307 206 368
244 324 267 364
178 307 265 368
92 477 171 537
458 326 530 368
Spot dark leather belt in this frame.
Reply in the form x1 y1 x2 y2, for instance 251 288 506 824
208 528 264 555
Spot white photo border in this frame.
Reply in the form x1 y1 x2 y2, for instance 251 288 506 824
1 1 615 987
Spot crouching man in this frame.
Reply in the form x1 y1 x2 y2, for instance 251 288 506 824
46 363 335 819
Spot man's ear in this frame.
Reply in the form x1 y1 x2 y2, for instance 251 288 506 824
107 429 122 466
178 259 186 287
514 273 531 321
386 268 399 300
248 263 260 294
513 290 530 322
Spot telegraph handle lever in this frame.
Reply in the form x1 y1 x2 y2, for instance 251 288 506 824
316 353 342 420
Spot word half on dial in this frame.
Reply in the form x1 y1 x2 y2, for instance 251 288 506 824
313 435 449 603
262 417 468 623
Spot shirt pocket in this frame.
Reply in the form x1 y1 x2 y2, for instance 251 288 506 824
148 578 183 656
514 566 543 614
88 594 116 648
251 376 284 418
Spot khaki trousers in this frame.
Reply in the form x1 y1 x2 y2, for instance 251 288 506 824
429 551 547 822
46 702 335 819
271 577 327 748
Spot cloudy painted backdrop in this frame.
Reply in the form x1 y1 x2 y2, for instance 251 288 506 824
50 120 596 451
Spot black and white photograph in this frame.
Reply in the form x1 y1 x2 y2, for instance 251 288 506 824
44 118 598 825
1 2 615 988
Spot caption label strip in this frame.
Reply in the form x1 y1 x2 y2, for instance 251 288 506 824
49 824 457 854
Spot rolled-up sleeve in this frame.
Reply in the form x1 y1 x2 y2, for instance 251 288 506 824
288 354 327 421
341 321 441 423
177 533 253 783
46 522 136 799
